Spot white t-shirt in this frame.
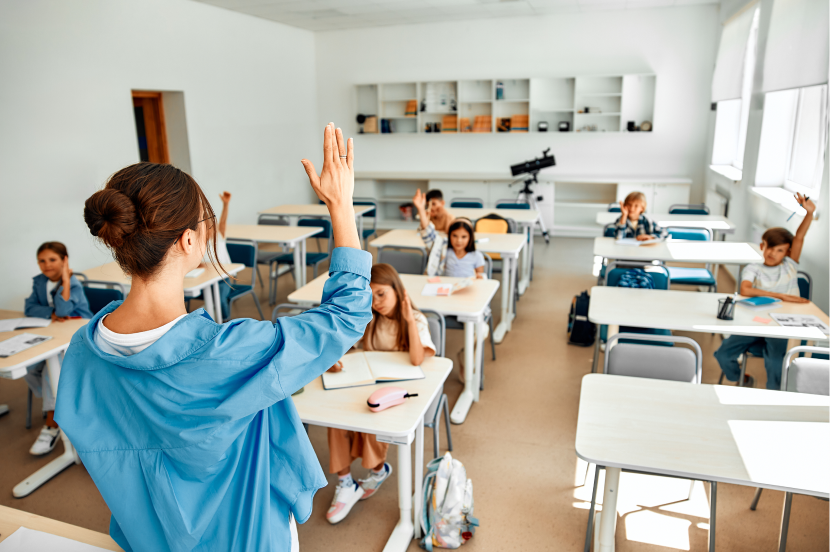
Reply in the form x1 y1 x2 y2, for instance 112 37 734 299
741 256 800 296
366 311 437 354
444 249 485 279
203 232 232 266
45 279 59 307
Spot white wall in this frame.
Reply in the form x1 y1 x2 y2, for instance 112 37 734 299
315 6 718 197
0 0 319 309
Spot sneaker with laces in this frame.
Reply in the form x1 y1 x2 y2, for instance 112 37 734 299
30 426 60 456
359 463 392 500
326 478 364 524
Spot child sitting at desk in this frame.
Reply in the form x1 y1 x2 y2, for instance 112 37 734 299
715 193 815 389
414 193 485 279
200 191 233 321
24 241 92 456
413 188 455 233
325 263 436 524
615 191 668 241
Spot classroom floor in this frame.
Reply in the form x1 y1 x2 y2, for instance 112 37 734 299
1 236 827 552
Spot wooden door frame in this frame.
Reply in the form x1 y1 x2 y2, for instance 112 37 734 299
132 91 169 164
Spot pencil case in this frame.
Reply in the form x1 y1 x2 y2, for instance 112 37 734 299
367 387 418 413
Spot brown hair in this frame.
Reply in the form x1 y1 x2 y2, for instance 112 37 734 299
37 241 68 259
448 219 476 253
762 227 794 248
84 163 219 280
624 191 647 206
364 263 421 352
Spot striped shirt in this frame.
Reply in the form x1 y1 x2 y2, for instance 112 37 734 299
741 256 799 296
615 215 667 240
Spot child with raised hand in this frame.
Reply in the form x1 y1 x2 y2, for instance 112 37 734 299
200 191 233 320
414 188 455 234
615 191 667 241
414 191 485 278
715 193 816 389
325 263 436 524
24 242 92 456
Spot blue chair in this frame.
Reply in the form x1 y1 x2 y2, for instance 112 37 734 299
378 247 426 275
256 214 291 302
451 198 484 209
81 281 125 315
607 202 621 213
354 198 378 249
664 226 717 292
271 219 332 290
226 241 265 321
495 200 530 210
669 204 710 215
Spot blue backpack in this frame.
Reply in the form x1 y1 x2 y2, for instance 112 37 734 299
617 269 655 289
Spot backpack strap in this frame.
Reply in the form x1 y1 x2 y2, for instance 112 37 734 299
420 471 437 551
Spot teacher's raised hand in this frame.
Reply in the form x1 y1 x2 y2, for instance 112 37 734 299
301 123 360 249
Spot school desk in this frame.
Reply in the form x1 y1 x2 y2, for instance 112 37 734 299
257 204 374 248
0 310 87 498
288 273 500 424
224 224 322 299
446 207 540 296
77 262 245 323
576 374 829 552
595 212 737 235
369 229 524 344
292 354 452 552
0 504 122 550
587 286 830 372
593 237 762 265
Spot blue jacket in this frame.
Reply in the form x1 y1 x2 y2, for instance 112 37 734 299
24 273 93 319
55 248 373 552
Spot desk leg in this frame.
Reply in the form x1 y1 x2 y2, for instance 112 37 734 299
450 322 476 424
414 421 424 540
777 491 792 552
493 255 513 344
597 466 620 552
473 321 484 402
358 215 365 250
293 241 304 290
203 287 217 323
383 441 415 552
13 355 80 498
710 481 717 552
518 226 531 296
212 282 222 324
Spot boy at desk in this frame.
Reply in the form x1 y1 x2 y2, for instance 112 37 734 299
614 191 668 241
414 188 455 233
715 193 816 389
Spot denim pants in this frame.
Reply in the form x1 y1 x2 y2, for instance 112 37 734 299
714 335 788 390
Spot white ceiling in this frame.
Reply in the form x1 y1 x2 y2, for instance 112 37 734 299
192 0 717 32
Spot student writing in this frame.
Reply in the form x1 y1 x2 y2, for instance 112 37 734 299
325 263 436 525
614 191 667 241
55 124 371 552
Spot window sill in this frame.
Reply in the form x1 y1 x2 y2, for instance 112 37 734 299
750 186 818 219
709 164 742 181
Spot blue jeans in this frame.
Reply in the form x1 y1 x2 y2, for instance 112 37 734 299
714 335 788 390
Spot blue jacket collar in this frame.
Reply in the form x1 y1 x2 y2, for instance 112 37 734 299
81 301 222 371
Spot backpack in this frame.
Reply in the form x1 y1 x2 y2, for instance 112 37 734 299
568 290 596 347
420 452 478 550
617 269 655 289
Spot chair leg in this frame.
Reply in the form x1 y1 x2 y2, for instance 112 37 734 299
441 394 453 452
750 487 763 510
584 464 601 552
252 294 265 321
26 388 32 429
778 492 792 552
718 371 725 384
488 316 496 361
256 266 265 289
738 354 748 386
432 409 440 459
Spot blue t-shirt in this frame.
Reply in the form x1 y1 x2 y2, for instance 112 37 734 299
444 249 485 278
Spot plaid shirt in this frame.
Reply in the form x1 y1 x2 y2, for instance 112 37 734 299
418 222 448 276
614 215 667 240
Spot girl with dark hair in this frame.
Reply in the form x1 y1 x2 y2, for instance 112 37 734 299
54 124 372 552
23 241 92 456
324 263 436 524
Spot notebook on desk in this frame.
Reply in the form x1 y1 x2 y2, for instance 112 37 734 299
322 352 425 390
0 317 51 333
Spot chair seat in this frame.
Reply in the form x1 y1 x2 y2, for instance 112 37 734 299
273 252 329 266
227 285 253 300
667 267 716 286
362 228 377 239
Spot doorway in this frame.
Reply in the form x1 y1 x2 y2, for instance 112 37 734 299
132 91 169 163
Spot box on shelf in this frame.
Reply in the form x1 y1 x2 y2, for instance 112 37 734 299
442 115 458 132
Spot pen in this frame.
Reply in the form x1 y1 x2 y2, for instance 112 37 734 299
786 196 809 221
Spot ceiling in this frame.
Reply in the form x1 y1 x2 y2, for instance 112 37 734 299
191 0 717 32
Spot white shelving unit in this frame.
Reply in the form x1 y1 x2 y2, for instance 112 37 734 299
356 73 655 134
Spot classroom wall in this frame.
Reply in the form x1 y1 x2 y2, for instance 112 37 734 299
315 6 719 199
0 0 319 310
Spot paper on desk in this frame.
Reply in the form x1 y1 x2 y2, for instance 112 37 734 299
185 268 205 278
0 318 51 333
0 333 53 358
770 314 829 333
615 238 664 246
0 526 112 552
422 283 451 296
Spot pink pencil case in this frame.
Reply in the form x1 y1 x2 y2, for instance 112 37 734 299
367 387 419 412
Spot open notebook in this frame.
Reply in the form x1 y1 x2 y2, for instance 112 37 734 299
421 276 474 296
322 351 425 390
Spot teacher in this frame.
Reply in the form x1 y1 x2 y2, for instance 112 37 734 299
55 123 371 552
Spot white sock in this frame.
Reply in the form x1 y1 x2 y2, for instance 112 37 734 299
339 473 353 486
372 464 385 476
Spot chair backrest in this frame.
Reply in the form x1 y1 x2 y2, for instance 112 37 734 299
476 213 516 234
797 271 812 300
666 226 712 242
451 198 484 209
781 346 830 395
606 261 671 290
481 253 493 279
271 303 314 322
353 198 377 217
299 218 333 252
607 203 621 213
495 199 530 210
604 333 703 383
378 247 426 274
258 214 288 226
82 281 126 315
603 223 617 238
226 241 258 286
421 309 446 357
669 204 710 215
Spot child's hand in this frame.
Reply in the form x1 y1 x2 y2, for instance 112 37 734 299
636 234 654 241
780 294 809 303
795 193 816 215
219 191 232 205
61 258 73 281
619 200 629 220
327 360 343 373
413 189 426 212
401 290 416 323
476 272 486 280
51 313 67 323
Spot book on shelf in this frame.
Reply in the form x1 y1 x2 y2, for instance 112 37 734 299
321 351 424 390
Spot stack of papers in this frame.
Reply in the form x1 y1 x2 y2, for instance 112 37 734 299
322 352 425 390
770 314 829 333
0 333 53 358
0 317 51 333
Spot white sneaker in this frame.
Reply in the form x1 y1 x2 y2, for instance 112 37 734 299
30 426 60 456
326 478 364 524
359 463 393 500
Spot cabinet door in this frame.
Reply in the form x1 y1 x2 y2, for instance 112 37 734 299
652 184 690 213
616 183 654 211
430 181 490 206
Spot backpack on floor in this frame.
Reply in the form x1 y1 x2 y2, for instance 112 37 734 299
568 290 596 347
420 452 478 550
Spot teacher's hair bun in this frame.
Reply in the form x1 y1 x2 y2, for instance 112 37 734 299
84 188 138 248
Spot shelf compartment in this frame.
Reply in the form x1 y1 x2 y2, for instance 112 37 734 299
531 110 573 132
495 79 530 101
421 81 457 114
575 76 623 95
459 80 493 102
380 82 417 101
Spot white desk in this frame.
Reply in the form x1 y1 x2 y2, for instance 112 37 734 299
78 262 245 323
369 229 524 344
0 310 87 498
258 204 374 249
0 504 122 550
292 354 453 552
225 224 322 300
576 374 829 552
288 274 499 424
446 207 539 296
593 237 762 265
595 212 737 235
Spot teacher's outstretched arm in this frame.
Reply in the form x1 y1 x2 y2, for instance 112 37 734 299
301 122 360 250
